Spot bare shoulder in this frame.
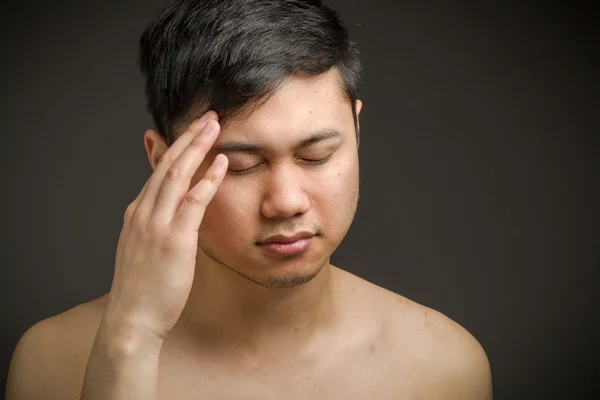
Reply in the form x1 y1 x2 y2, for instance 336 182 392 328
337 268 493 399
390 296 493 399
5 295 109 400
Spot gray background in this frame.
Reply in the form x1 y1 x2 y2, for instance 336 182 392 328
1 0 598 399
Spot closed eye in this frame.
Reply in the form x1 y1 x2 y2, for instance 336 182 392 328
300 154 333 165
228 154 333 175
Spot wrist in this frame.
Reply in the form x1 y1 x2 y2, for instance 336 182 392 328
97 312 165 360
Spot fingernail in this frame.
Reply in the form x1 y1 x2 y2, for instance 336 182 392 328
214 154 226 167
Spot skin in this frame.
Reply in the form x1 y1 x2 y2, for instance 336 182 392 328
156 69 363 354
5 68 493 400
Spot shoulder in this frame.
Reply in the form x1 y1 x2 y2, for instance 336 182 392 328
5 295 108 400
337 269 493 399
383 290 493 399
400 300 493 399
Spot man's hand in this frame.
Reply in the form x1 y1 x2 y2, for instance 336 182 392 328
80 112 228 400
104 113 226 341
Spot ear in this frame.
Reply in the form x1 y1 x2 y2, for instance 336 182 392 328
143 111 221 170
144 129 168 171
355 99 363 148
356 99 363 131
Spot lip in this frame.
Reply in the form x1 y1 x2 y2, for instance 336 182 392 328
258 236 314 256
259 231 315 244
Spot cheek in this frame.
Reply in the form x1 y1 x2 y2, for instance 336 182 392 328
330 154 359 197
312 157 359 220
198 179 256 243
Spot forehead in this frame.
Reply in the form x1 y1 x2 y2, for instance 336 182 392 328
221 69 353 144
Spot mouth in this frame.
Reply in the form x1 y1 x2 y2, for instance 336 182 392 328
258 231 315 245
256 232 316 256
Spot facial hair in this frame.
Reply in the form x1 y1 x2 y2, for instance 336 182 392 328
198 244 329 289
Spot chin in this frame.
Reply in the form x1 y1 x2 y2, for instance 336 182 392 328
254 259 329 289
203 244 330 289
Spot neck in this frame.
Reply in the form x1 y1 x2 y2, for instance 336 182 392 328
178 255 339 352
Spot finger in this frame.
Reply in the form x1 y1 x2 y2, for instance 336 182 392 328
171 153 228 234
136 111 217 218
131 179 149 208
126 179 149 218
151 120 221 225
123 174 154 224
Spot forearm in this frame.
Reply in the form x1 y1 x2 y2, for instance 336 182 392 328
80 316 163 400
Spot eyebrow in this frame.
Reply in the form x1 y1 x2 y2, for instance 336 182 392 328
213 128 343 154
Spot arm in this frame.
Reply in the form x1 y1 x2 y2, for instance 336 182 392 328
79 114 227 400
7 112 228 400
4 308 165 400
78 315 163 400
5 314 164 400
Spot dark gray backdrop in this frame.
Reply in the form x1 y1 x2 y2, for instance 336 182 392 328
1 1 598 399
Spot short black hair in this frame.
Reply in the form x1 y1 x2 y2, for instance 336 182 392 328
138 0 362 146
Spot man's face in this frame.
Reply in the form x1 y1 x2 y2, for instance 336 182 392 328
193 69 362 288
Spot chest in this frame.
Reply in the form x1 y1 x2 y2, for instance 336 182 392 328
156 340 407 400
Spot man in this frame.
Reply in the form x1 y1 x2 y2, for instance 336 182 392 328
6 0 493 399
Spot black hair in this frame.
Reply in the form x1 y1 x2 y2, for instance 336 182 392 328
138 0 362 146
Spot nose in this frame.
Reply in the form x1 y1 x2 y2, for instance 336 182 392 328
260 164 311 219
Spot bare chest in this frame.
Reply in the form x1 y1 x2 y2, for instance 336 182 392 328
156 339 413 400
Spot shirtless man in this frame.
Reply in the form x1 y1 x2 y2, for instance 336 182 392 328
6 0 493 399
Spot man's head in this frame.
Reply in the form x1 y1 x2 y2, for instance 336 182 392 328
139 0 362 144
140 0 363 289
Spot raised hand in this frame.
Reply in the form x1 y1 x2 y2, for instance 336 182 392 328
104 112 228 341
